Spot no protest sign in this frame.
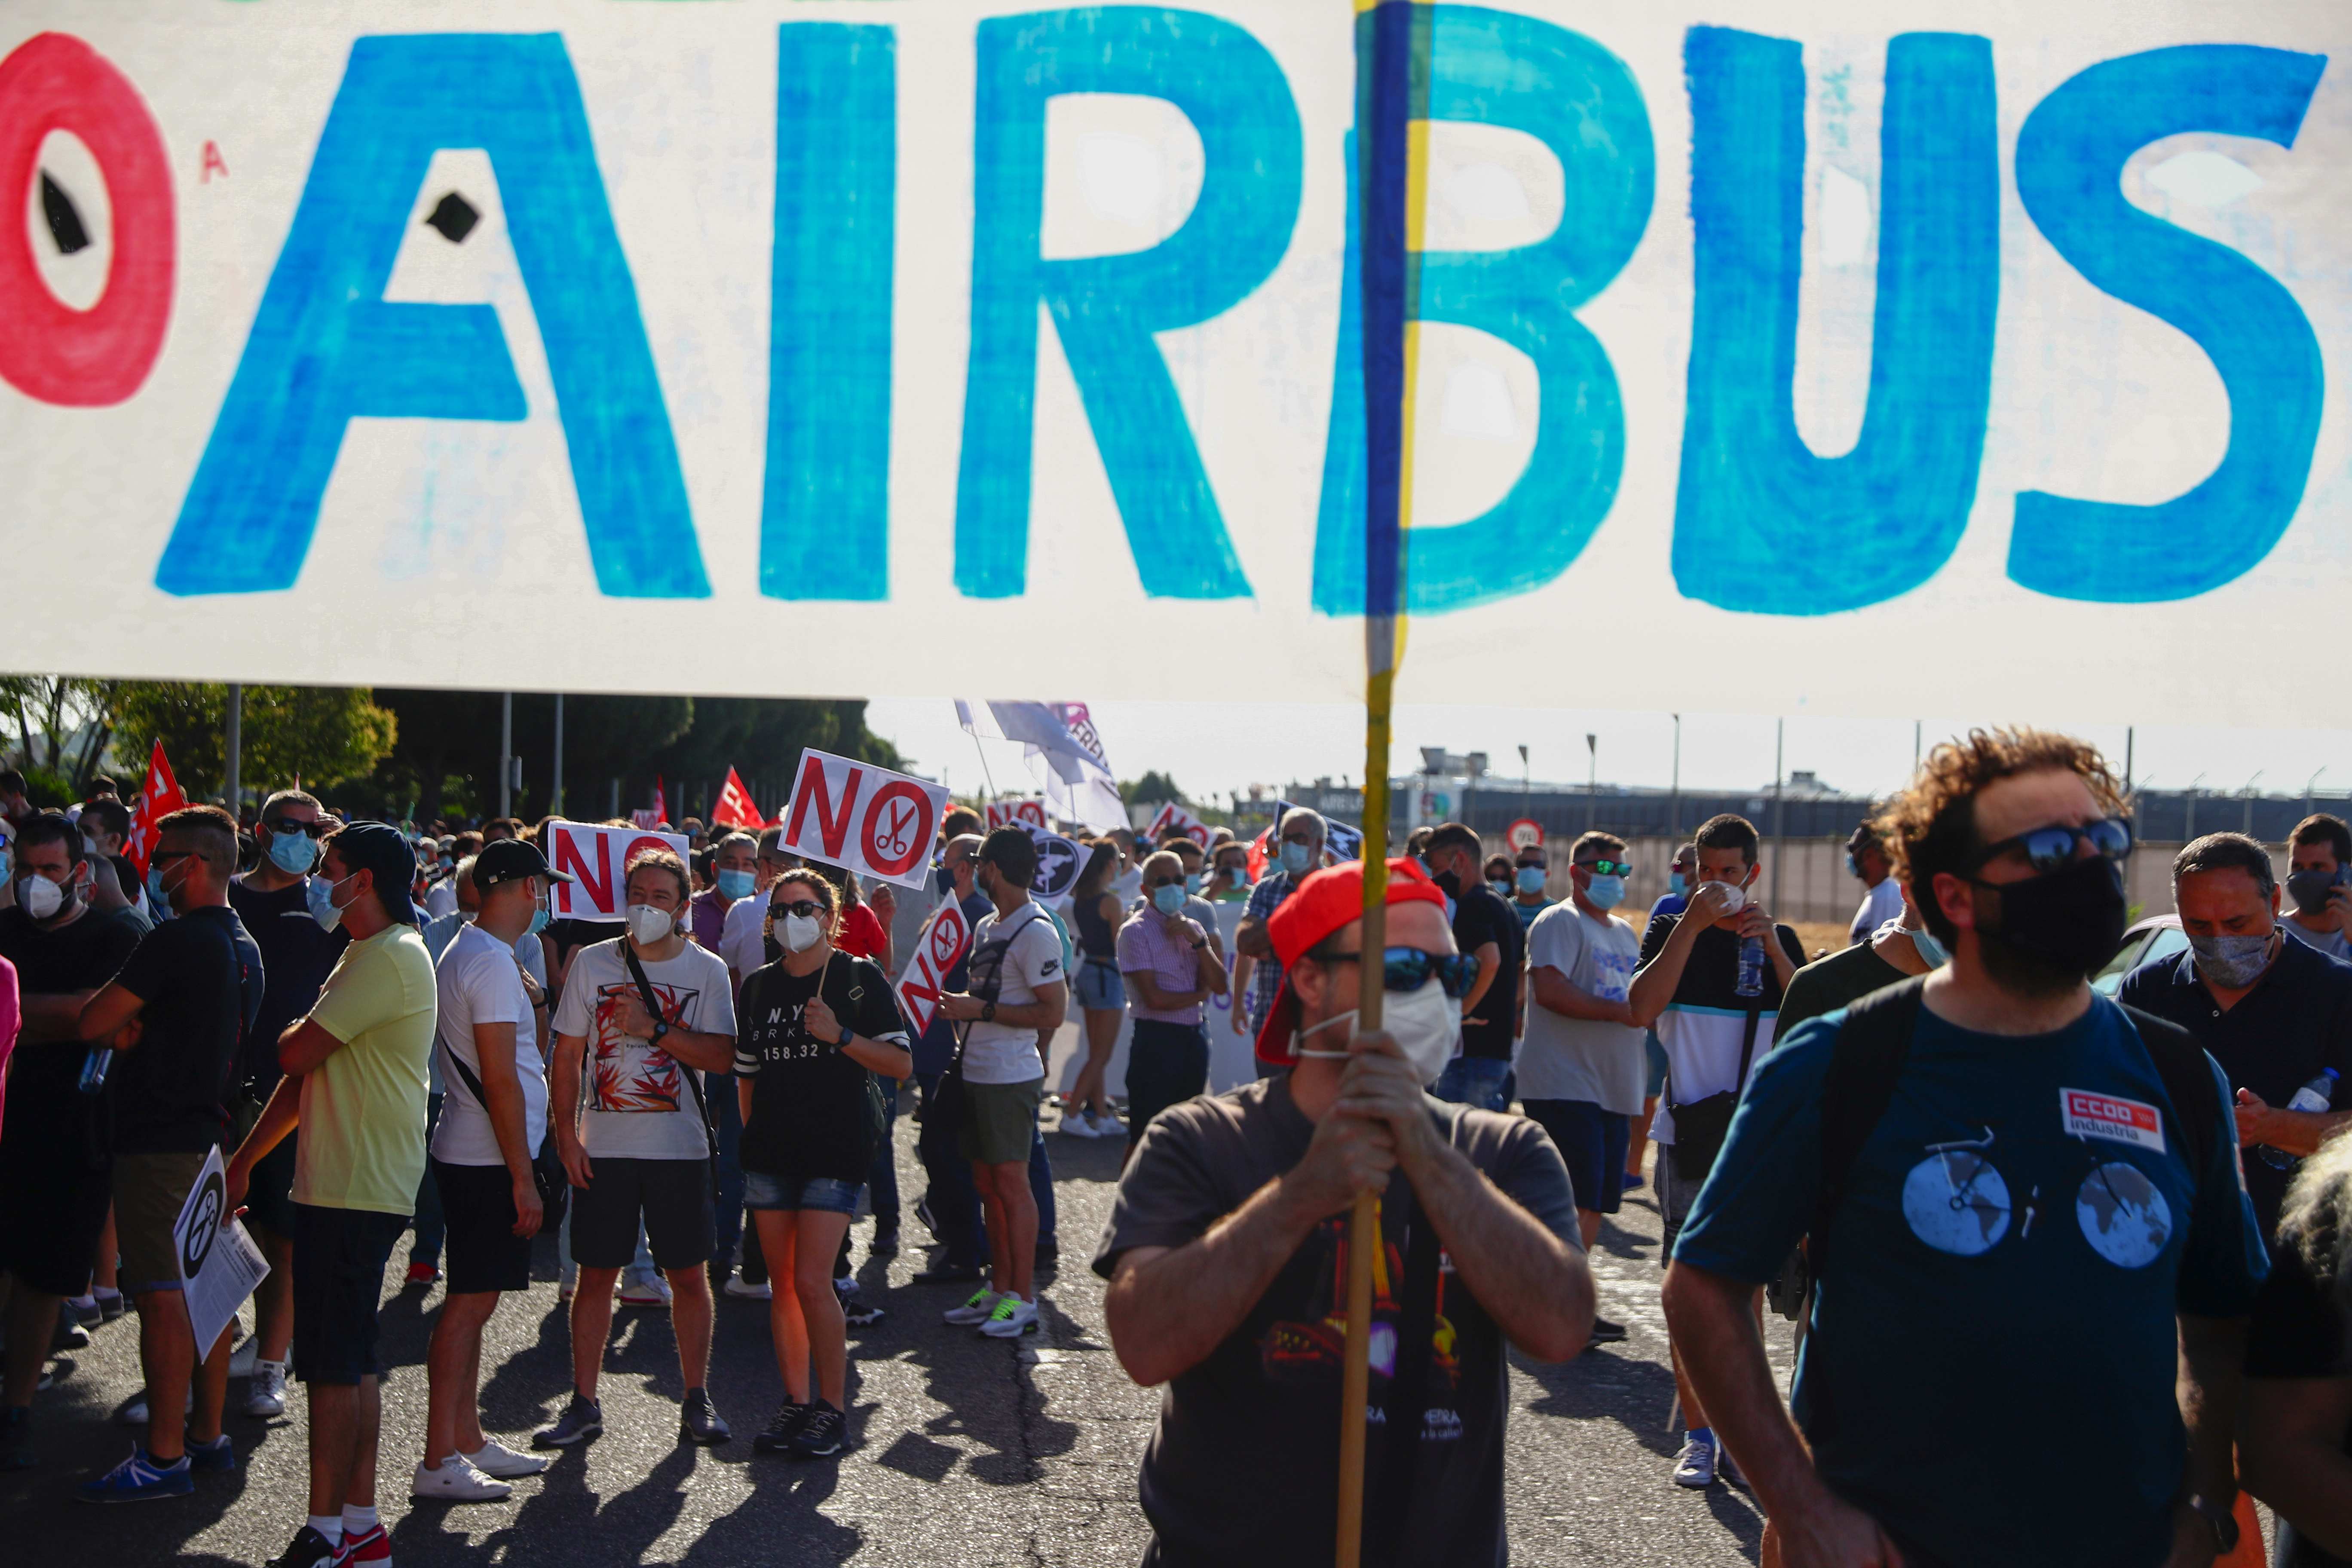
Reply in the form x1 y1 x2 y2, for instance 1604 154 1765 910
548 821 691 921
894 896 976 1038
781 750 951 892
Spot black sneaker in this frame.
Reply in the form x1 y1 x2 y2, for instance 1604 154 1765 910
868 1224 900 1258
1034 1239 1059 1268
0 1407 33 1471
753 1401 809 1455
842 1298 886 1329
1586 1316 1628 1345
52 1316 89 1352
679 1387 730 1446
532 1394 602 1449
788 1401 845 1459
265 1525 340 1568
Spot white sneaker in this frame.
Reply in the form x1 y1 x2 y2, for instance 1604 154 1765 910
464 1438 550 1479
413 1453 514 1501
119 1387 193 1426
1090 1111 1127 1138
228 1337 260 1379
616 1276 672 1307
942 1288 1003 1326
1057 1112 1099 1139
243 1359 288 1418
723 1274 772 1300
978 1294 1041 1338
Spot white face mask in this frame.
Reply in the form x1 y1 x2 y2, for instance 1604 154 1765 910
1295 976 1463 1086
780 912 824 954
626 902 676 946
18 870 69 922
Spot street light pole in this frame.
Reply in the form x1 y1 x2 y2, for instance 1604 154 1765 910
2186 772 2206 841
224 683 242 815
2308 767 2327 819
1518 744 1530 820
2244 770 2264 838
499 691 513 818
1585 733 1597 834
1772 718 1785 913
1669 714 1681 840
552 693 565 816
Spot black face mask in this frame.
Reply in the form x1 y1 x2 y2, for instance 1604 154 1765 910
1431 867 1461 898
2286 868 2341 917
1972 854 2127 995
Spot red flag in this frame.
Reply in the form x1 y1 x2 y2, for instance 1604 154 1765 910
124 740 188 873
1245 823 1271 883
653 774 666 821
714 768 763 829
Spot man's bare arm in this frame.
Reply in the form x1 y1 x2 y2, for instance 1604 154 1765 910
1399 1131 1590 1360
1531 964 1634 1025
2242 1377 2352 1560
2178 1314 2246 1508
1459 941 1502 1015
1628 916 1704 1029
18 989 99 1043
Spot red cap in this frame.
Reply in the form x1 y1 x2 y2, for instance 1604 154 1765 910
1254 858 1447 1068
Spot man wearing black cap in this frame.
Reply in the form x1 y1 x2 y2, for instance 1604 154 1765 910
227 821 436 1568
1845 821 1900 947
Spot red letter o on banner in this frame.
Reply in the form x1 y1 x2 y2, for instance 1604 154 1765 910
0 33 175 406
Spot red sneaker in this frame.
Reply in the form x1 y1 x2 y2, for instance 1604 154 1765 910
336 1522 390 1565
402 1262 440 1288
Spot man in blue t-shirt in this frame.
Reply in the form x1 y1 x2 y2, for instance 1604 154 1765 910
1664 730 2267 1568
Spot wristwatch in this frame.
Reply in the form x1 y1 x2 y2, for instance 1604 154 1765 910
2184 1494 2239 1554
835 1027 855 1050
982 1000 997 1023
1190 937 1208 950
649 1019 669 1044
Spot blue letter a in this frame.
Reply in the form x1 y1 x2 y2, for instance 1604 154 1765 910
1673 28 1998 616
159 34 707 598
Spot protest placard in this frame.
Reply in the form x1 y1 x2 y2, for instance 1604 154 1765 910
548 821 691 921
781 750 951 892
177 1146 270 1354
894 896 976 1038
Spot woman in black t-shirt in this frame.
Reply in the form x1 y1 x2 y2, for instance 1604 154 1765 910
2245 1135 2352 1566
734 869 912 1458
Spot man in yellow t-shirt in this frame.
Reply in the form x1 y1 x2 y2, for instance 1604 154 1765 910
227 821 433 1568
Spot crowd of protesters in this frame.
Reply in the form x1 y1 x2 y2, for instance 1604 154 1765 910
4 725 2352 1568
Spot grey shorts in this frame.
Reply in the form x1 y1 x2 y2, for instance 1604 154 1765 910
1658 1151 1702 1267
959 1077 1043 1166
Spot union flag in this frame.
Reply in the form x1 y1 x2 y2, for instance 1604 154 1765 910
123 740 188 873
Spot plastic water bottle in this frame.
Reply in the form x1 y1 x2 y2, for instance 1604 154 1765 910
2258 1068 2340 1169
1736 934 1766 998
78 1045 113 1096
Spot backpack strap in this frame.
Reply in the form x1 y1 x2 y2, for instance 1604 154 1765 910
1812 975 1926 1272
2117 1002 2219 1188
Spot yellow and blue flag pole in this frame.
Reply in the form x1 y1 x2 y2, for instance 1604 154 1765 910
1338 3 1427 1565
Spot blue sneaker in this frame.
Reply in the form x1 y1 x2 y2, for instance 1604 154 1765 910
187 1434 236 1472
75 1444 193 1502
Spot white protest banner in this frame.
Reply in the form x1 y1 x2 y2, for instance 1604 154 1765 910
781 749 951 892
548 821 691 921
986 798 1046 832
1144 802 1212 848
177 1146 269 1354
14 3 2352 732
895 896 976 1038
1030 829 1086 902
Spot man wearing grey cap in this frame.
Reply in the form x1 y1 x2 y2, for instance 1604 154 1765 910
227 821 436 1568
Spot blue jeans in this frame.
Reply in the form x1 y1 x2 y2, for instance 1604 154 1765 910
708 1069 747 1265
409 1092 445 1265
1432 1055 1513 1113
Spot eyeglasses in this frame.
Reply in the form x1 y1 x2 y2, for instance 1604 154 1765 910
1316 946 1481 998
266 818 328 839
769 899 823 920
1578 859 1633 876
1971 816 2132 874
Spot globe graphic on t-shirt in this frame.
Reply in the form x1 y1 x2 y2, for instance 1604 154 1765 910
1901 1149 2012 1256
2074 1161 2172 1269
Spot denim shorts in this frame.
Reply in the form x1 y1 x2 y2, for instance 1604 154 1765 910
1074 956 1125 1011
744 1170 862 1214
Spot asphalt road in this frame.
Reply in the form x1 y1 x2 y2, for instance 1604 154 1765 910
1 1110 1792 1567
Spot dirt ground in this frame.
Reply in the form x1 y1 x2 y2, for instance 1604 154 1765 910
1785 920 1851 962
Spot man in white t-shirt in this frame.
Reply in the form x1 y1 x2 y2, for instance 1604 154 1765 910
415 839 564 1501
541 849 738 1449
937 828 1068 1340
1845 822 1902 947
1516 832 1648 1346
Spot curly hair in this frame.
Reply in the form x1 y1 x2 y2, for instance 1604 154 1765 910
2280 1129 2352 1328
765 867 842 946
1872 727 2124 943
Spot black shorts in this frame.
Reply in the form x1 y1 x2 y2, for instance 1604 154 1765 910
431 1159 532 1296
244 1132 299 1239
0 1155 112 1298
570 1157 712 1273
290 1203 406 1385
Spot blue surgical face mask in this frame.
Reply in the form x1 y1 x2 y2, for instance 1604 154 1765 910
1515 867 1546 897
716 868 756 902
1585 873 1627 910
528 902 550 937
147 858 181 916
268 829 318 875
1488 879 1510 899
1278 841 1313 877
1152 883 1186 915
1908 924 1949 968
1669 871 1689 897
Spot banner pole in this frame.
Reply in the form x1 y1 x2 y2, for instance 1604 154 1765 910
1338 3 1422 1565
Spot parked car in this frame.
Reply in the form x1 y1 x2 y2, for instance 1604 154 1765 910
2092 913 2186 995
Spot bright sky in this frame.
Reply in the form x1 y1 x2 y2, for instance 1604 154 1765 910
864 698 2352 809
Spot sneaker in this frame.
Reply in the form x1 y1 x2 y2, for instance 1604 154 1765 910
1586 1316 1628 1345
1672 1430 1719 1489
753 1401 810 1455
723 1274 772 1301
841 1297 886 1329
463 1439 549 1479
912 1261 983 1286
187 1433 236 1472
1034 1239 1059 1268
868 1225 900 1258
53 1316 90 1351
66 1295 102 1329
1089 1111 1125 1138
1622 1171 1646 1191
679 1387 729 1446
404 1261 441 1288
942 1288 1003 1326
978 1295 1040 1338
74 1444 193 1503
788 1400 845 1459
413 1452 513 1501
244 1360 288 1418
533 1394 603 1449
340 1521 391 1564
228 1337 260 1378
264 1525 341 1568
1057 1112 1099 1139
617 1276 672 1307
0 1407 34 1470
95 1289 127 1323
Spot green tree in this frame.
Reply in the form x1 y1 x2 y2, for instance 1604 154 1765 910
110 683 398 799
1120 770 1186 808
1 676 121 792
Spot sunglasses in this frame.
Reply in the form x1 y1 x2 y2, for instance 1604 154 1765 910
1971 816 2132 874
150 850 199 868
769 899 824 920
266 818 329 839
1146 874 1185 890
1317 946 1481 999
1578 859 1633 877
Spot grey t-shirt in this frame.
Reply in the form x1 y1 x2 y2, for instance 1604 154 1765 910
2280 915 2352 963
1515 902 1646 1113
1092 1075 1577 1568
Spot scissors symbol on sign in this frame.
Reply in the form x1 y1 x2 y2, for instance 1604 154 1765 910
875 797 919 860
